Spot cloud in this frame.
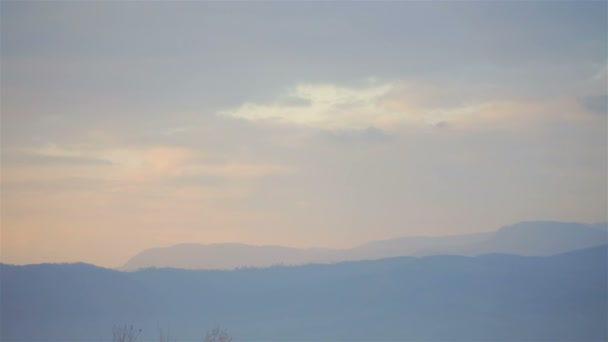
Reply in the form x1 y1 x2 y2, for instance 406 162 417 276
1 152 113 166
220 80 570 131
219 82 397 129
580 94 608 115
2 1 606 267
1 178 108 194
219 81 488 130
593 63 608 80
432 121 451 129
321 126 392 144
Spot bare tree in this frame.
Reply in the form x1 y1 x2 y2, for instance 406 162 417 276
112 325 141 342
204 326 232 342
158 327 175 342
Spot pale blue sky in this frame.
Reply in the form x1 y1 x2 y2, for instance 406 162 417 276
1 1 606 267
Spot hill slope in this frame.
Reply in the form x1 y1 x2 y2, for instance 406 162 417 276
122 221 608 270
2 245 607 341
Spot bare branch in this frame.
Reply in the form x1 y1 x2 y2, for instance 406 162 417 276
204 326 232 342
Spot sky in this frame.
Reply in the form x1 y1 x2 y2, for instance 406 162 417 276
1 1 607 268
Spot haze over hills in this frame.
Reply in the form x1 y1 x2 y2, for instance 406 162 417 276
122 221 608 270
122 243 338 270
2 2 606 342
2 245 606 341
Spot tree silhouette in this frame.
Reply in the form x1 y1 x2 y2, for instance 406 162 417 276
112 325 141 342
204 326 232 342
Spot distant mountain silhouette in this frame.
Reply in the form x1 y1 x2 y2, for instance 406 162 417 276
122 243 338 270
2 245 606 341
469 221 608 255
122 221 608 270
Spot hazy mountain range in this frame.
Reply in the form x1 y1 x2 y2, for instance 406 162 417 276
122 221 608 270
2 245 606 341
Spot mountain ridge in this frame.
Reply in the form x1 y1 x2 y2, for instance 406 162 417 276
121 220 608 270
3 244 606 341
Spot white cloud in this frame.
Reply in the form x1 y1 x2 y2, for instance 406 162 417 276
218 81 494 130
219 82 400 129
